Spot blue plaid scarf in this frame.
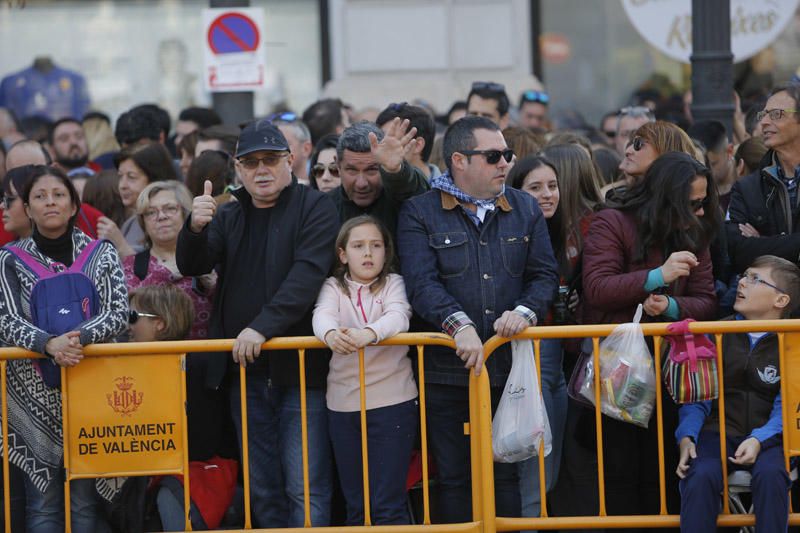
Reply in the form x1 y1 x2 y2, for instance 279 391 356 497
430 171 505 224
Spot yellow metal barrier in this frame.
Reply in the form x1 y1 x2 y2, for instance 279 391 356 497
1 320 799 532
478 319 800 531
0 333 486 533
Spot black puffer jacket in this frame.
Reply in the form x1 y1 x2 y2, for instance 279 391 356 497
727 150 800 273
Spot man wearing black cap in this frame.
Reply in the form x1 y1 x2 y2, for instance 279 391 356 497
176 118 338 527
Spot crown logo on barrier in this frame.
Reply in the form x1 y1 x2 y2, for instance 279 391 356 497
106 376 143 416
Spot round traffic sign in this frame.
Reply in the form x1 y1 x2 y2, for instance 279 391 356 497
207 12 260 54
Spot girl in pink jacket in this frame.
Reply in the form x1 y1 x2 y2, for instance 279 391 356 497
313 215 418 525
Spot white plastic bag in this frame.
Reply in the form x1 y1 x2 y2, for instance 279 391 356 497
492 339 552 463
579 304 656 428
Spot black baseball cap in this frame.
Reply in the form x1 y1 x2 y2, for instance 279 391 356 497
235 119 290 158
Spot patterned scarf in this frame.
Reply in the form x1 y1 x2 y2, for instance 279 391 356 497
430 171 505 223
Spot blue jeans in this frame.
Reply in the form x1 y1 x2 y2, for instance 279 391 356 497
24 475 106 533
329 400 417 525
680 432 790 533
230 374 333 527
518 339 567 522
156 481 206 531
426 383 520 523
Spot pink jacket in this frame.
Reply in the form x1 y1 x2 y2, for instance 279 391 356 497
313 273 418 412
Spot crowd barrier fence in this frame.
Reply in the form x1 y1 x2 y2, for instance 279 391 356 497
0 321 799 532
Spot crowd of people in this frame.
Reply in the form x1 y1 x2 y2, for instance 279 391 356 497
0 76 796 533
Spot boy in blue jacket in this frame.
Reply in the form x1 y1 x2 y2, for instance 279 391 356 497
676 255 800 532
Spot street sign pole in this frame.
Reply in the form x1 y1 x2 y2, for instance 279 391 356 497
690 0 734 136
210 0 254 127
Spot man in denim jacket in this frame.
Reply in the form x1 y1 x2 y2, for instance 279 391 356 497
397 115 559 523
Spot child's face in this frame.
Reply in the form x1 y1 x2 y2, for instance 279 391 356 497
129 306 163 343
338 223 385 285
734 267 789 319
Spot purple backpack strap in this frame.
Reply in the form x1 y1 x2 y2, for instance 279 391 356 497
4 246 55 279
69 239 103 273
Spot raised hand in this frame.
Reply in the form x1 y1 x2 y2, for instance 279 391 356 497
368 117 418 173
189 180 217 233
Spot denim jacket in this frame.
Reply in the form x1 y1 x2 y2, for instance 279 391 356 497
397 187 559 387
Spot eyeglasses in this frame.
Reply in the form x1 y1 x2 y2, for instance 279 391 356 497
521 90 550 105
311 163 339 180
631 137 647 151
2 194 17 209
459 149 514 164
128 309 159 324
756 108 799 122
742 271 786 294
471 81 506 93
238 153 289 170
619 106 653 117
142 203 181 220
690 198 709 212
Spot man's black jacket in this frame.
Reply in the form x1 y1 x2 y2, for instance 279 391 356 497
727 149 800 273
177 179 339 388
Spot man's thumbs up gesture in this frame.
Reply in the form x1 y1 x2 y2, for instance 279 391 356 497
190 180 218 233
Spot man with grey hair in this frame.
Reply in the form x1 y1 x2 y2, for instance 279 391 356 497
614 105 655 156
273 115 313 186
329 119 429 237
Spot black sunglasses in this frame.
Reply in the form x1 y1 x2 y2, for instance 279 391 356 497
632 137 646 151
460 149 514 164
129 309 159 324
471 81 506 93
690 198 709 212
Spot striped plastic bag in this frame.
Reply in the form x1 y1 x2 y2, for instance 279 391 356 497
662 319 719 404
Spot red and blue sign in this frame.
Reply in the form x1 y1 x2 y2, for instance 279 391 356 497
207 12 260 54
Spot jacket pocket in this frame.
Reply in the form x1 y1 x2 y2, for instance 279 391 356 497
429 232 469 278
499 234 529 277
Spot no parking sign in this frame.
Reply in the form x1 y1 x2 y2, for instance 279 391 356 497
203 8 266 92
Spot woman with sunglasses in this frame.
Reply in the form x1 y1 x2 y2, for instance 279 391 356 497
97 143 178 258
308 133 340 193
122 181 215 341
580 152 719 526
0 165 128 531
618 121 696 184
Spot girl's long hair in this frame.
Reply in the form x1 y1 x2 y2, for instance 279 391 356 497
332 215 394 297
621 151 720 263
542 144 603 275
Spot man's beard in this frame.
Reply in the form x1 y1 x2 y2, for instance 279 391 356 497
56 154 89 169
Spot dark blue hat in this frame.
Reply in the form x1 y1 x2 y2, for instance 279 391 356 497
235 119 290 158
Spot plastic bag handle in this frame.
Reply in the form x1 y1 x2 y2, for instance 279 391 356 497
632 303 643 324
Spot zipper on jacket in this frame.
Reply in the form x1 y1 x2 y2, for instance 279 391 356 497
356 286 368 323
